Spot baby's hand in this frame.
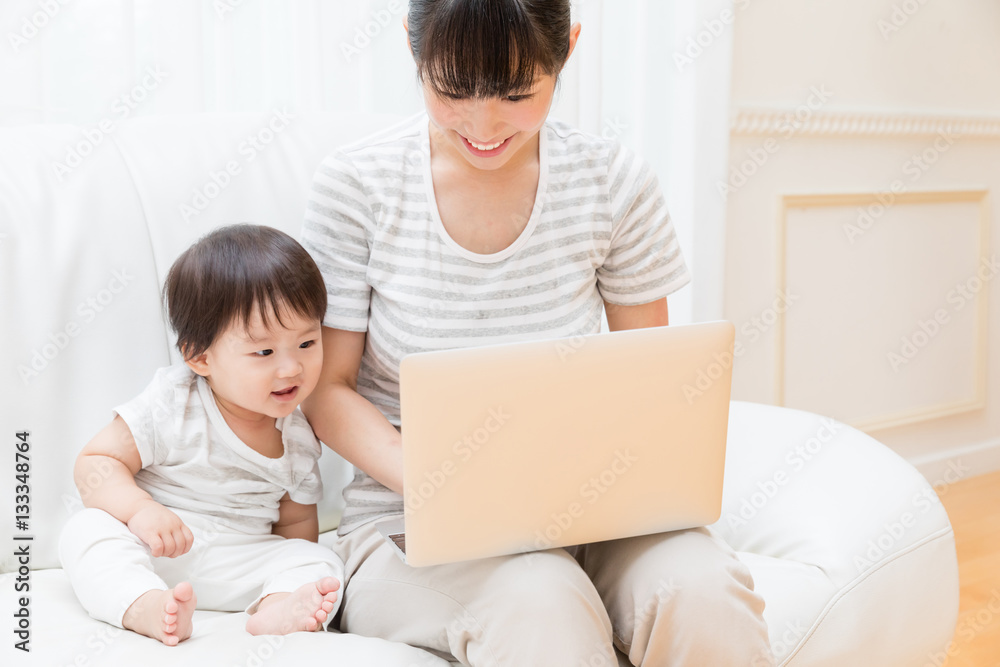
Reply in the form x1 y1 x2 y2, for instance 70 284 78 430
127 501 194 558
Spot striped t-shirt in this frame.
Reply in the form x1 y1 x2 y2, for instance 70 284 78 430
300 112 691 535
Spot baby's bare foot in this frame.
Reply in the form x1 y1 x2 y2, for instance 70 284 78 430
122 582 196 646
246 577 340 636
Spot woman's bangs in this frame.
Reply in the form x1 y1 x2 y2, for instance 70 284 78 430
418 2 552 99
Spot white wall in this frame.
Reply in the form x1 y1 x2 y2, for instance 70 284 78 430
724 0 1000 482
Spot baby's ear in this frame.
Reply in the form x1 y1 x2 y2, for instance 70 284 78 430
184 348 210 377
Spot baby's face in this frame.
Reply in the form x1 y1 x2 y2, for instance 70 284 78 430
199 306 323 422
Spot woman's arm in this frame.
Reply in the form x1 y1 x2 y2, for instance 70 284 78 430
604 297 669 331
301 327 405 495
301 305 670 494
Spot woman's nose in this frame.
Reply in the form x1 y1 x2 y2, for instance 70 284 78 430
464 99 504 140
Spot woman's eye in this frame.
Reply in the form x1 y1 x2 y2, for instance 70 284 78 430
506 94 533 102
436 90 466 102
254 349 273 357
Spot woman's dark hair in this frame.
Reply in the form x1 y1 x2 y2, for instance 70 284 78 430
407 0 572 99
163 224 327 360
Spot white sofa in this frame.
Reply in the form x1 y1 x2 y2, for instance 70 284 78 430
0 112 959 666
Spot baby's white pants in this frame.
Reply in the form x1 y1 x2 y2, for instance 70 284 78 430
58 507 343 628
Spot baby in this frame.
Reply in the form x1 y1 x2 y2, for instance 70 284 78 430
59 224 342 645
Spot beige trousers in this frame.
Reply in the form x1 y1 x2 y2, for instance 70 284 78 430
332 519 775 667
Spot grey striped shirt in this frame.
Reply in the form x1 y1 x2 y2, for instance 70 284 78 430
301 113 691 535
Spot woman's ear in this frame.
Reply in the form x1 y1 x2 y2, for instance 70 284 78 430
565 22 582 64
403 16 413 56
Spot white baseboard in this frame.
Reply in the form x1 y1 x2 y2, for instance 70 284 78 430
907 437 1000 488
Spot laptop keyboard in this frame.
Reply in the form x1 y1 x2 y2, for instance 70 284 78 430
389 532 407 554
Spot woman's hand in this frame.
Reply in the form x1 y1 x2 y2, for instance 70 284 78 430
126 500 195 558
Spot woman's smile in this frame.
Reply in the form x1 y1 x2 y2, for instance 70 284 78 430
459 133 515 157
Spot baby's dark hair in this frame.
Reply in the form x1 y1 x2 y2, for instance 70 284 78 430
163 224 327 360
407 0 572 99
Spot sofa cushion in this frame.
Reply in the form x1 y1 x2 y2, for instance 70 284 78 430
715 402 959 665
0 569 455 666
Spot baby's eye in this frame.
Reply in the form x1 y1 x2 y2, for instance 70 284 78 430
299 340 315 349
253 349 273 357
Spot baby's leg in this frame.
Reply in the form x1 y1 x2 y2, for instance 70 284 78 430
58 508 197 645
241 538 344 636
245 577 340 636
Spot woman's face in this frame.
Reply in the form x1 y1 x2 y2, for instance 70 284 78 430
422 73 557 172
414 21 581 173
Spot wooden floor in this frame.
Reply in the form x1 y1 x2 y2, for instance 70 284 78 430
938 469 1000 667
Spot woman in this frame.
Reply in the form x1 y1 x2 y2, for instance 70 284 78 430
300 1 774 665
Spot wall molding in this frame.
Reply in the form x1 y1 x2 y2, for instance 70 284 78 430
909 437 1000 487
732 108 1000 138
775 189 991 433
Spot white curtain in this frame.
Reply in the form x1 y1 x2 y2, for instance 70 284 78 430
0 0 736 323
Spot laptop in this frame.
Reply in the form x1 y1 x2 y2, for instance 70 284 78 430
376 320 735 567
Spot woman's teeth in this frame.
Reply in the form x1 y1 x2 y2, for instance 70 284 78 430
468 138 504 151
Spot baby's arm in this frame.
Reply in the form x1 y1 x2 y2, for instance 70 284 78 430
74 414 193 558
271 493 319 542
